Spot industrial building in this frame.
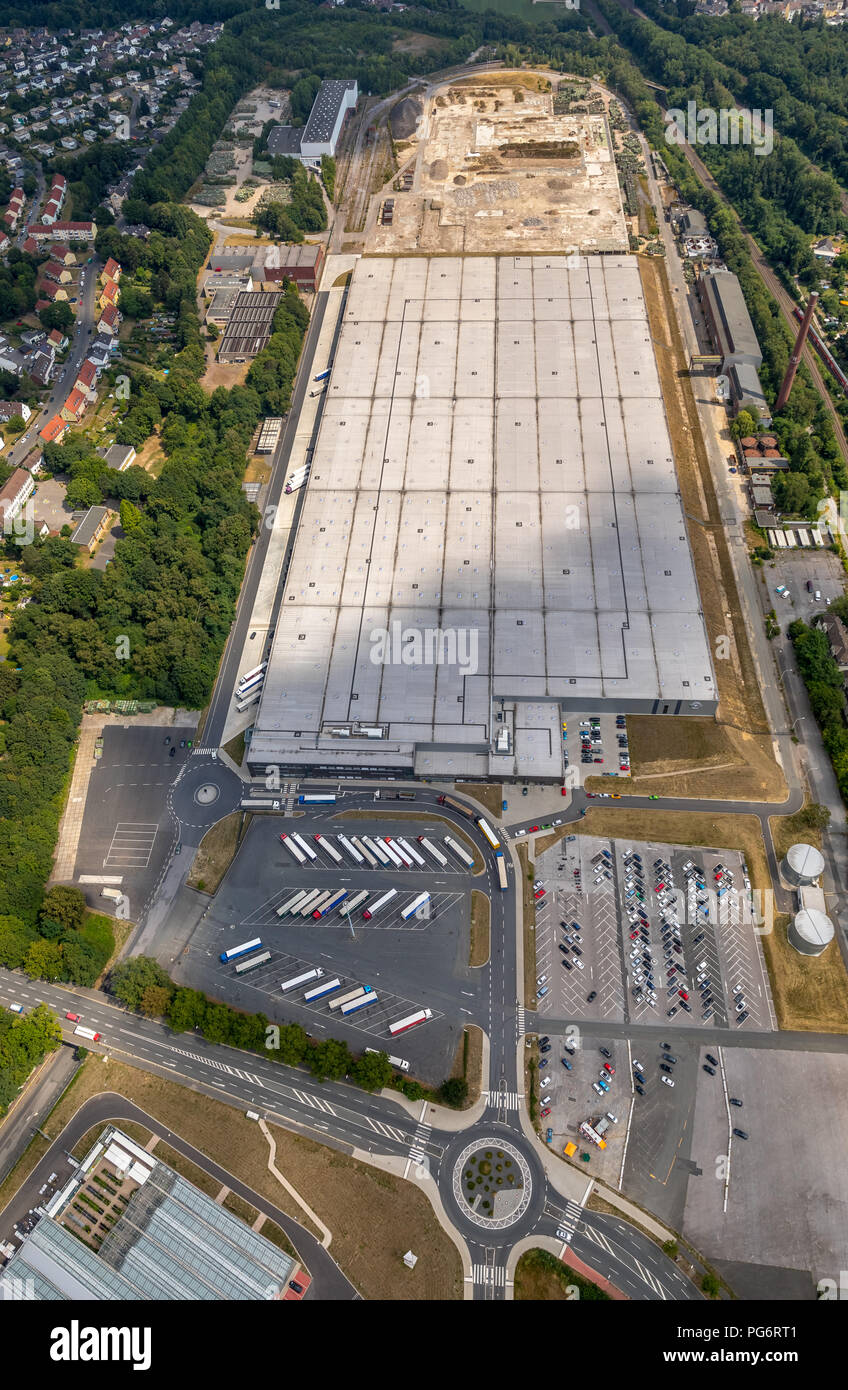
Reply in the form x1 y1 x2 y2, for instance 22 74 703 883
698 268 771 423
267 79 357 170
247 253 716 782
0 1127 296 1300
217 290 283 363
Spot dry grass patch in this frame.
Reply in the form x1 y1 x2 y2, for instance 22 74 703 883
223 729 247 767
470 890 490 966
448 1024 484 1106
640 258 768 737
769 808 824 861
514 1248 612 1300
591 717 787 802
764 913 848 1034
152 1142 221 1197
455 781 503 817
40 1060 462 1299
187 811 245 894
223 1191 259 1223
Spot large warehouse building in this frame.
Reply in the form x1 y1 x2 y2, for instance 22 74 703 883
247 253 716 782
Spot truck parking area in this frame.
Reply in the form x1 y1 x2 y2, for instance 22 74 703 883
179 813 479 1080
532 835 774 1032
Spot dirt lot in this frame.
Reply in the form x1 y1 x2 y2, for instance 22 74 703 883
37 1060 464 1300
369 74 627 256
455 781 503 817
587 717 788 802
640 258 769 740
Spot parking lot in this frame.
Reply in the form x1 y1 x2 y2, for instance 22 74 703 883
683 1045 848 1296
532 835 774 1032
765 546 844 618
182 813 478 1082
566 711 631 788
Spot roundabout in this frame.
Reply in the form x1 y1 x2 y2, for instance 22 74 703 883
168 757 243 839
452 1138 532 1230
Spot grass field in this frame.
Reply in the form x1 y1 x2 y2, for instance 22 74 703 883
187 811 244 894
33 1059 463 1299
516 841 538 1008
769 807 824 861
514 1247 612 1300
470 889 491 966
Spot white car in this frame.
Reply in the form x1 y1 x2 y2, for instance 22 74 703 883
633 1060 644 1071
661 1076 675 1088
573 959 585 970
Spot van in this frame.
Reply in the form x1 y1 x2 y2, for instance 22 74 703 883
540 1095 552 1107
9 1003 23 1013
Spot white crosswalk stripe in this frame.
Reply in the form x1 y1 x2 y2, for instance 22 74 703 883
486 1091 522 1110
473 1264 506 1286
191 746 217 756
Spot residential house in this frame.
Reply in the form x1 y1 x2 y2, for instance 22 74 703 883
71 504 109 553
74 358 98 399
98 279 120 312
60 387 87 422
0 400 31 422
40 279 67 302
21 446 43 475
25 220 97 242
29 348 55 387
44 258 72 283
821 613 848 670
98 303 120 335
48 245 76 266
0 467 35 524
39 414 67 447
99 443 136 471
48 328 69 352
101 257 121 283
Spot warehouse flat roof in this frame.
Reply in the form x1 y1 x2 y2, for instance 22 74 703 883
701 269 762 365
218 290 282 359
250 255 715 776
302 79 357 145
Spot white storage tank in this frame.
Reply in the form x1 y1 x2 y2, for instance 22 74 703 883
788 908 834 957
781 842 825 887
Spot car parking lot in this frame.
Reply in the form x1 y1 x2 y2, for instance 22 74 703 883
566 711 631 787
532 835 774 1032
766 547 844 617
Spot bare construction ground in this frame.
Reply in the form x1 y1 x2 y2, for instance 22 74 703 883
370 76 627 256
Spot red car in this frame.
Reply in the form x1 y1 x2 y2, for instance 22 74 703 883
529 824 540 832
604 1063 615 1074
534 888 546 900
561 786 568 796
65 1011 80 1022
679 989 689 1000
540 1106 551 1118
586 793 595 799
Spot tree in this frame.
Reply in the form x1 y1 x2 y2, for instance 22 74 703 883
307 1037 351 1082
701 1272 721 1298
167 987 207 1033
23 938 64 981
65 477 103 511
439 1077 468 1107
730 410 758 440
40 885 86 933
39 301 74 332
138 985 171 1018
349 1049 393 1092
272 1022 309 1066
110 955 172 1012
6 414 25 434
119 499 143 535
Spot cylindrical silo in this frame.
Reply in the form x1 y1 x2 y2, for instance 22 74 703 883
781 843 825 888
788 908 834 957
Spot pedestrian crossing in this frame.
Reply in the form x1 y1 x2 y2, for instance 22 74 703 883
552 1199 584 1246
472 1264 506 1287
408 1118 432 1176
516 1005 525 1038
486 1090 522 1111
191 746 217 756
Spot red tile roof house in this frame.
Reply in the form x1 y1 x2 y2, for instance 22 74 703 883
98 303 120 334
60 387 87 423
48 328 69 351
48 245 76 265
39 415 67 444
101 257 121 283
74 358 98 399
22 236 38 256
